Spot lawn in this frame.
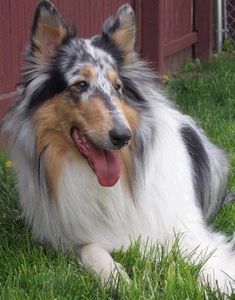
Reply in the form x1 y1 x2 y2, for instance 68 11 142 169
0 54 235 299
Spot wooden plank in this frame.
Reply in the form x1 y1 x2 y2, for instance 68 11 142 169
194 0 213 60
142 0 165 75
165 47 192 74
0 0 11 93
164 0 193 43
10 0 20 91
164 32 198 57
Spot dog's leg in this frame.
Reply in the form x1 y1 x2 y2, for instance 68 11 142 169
77 244 130 286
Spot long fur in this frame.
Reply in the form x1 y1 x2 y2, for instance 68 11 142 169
2 1 235 293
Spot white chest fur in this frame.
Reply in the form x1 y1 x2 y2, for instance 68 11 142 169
58 159 150 251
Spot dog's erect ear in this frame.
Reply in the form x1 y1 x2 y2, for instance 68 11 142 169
31 0 71 61
102 4 136 62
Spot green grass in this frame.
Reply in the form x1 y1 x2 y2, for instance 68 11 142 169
1 54 235 299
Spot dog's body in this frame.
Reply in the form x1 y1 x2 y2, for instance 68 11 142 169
2 1 235 293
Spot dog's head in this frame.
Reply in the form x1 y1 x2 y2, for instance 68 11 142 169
27 1 139 187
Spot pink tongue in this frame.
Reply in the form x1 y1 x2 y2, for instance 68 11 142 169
72 129 121 187
89 147 121 187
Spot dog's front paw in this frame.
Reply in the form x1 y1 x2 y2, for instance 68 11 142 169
107 261 131 287
77 243 130 288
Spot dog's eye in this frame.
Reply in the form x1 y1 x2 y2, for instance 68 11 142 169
75 81 89 92
114 83 122 91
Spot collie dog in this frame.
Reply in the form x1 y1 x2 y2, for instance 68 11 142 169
2 0 235 293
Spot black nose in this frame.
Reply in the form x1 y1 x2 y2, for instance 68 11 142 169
109 127 132 148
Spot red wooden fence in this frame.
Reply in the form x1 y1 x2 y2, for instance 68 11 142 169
0 0 212 121
141 0 212 74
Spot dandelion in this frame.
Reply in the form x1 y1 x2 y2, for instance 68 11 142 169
5 160 13 168
162 74 170 84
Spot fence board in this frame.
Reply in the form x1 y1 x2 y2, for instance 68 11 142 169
142 0 165 74
0 0 11 94
194 0 213 59
164 0 193 43
164 32 198 57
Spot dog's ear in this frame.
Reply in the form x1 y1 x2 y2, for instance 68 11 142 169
102 4 136 62
30 0 72 61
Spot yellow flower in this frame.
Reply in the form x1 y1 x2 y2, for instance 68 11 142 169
5 160 13 168
162 74 170 84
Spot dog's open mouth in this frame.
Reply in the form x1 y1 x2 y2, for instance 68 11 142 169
71 127 120 187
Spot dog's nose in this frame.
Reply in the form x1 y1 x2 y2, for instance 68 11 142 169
109 127 132 148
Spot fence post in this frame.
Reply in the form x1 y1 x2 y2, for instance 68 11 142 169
194 0 213 60
141 0 164 76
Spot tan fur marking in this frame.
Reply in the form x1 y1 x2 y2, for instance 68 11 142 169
77 98 113 143
106 69 123 89
37 132 77 199
34 98 80 197
34 22 67 61
33 94 116 197
120 101 139 135
120 148 134 197
81 65 97 80
112 29 136 62
70 66 97 87
118 101 140 196
107 69 118 83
